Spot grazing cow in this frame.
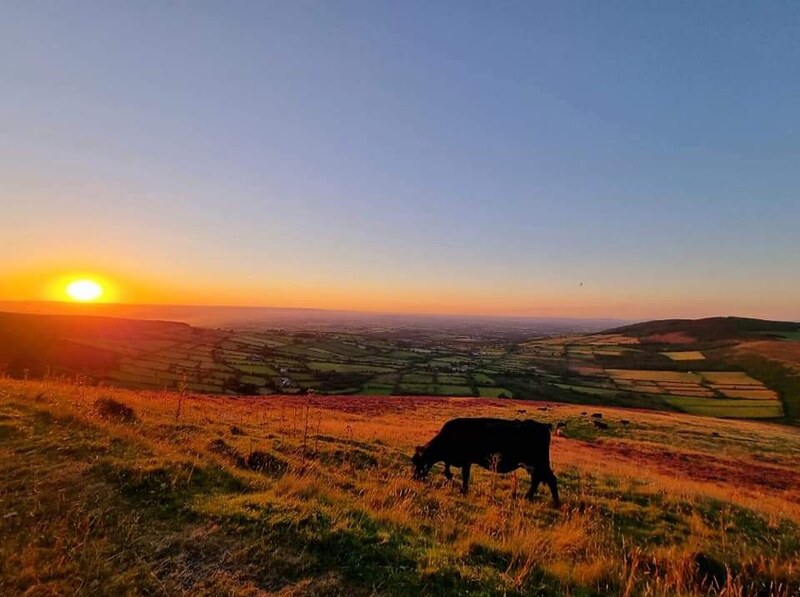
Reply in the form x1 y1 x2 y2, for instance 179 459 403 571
621 419 630 426
591 413 603 419
556 421 567 429
593 420 609 430
580 411 588 416
412 418 560 506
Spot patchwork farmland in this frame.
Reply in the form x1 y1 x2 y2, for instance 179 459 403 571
86 329 513 399
2 313 798 422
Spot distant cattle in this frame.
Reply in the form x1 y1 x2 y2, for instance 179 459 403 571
593 420 609 430
537 406 549 412
580 411 588 416
591 413 603 419
412 418 560 506
556 421 567 429
621 420 630 426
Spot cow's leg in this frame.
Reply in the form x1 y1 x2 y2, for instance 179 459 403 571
461 464 471 494
543 468 560 507
444 463 453 481
526 468 542 500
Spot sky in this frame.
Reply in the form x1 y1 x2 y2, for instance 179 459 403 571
1 1 798 320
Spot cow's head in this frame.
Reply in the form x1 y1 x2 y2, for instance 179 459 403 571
412 445 432 479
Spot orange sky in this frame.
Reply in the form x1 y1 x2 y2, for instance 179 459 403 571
2 3 799 324
2 264 798 321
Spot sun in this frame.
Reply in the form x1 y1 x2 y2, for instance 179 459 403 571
65 279 104 302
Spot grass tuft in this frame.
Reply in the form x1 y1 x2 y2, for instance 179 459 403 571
93 397 136 423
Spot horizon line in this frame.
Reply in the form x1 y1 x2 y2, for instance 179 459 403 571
2 299 798 324
0 299 632 322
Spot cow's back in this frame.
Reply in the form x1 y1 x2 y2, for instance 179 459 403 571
430 418 550 467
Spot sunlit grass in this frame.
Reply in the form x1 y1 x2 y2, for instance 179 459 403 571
1 377 798 595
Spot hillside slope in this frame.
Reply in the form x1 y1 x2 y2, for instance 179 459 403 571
0 312 190 378
610 316 800 344
1 379 798 596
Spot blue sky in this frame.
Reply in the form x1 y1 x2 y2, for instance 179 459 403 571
1 1 798 318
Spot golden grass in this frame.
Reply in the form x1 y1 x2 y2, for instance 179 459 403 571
715 388 780 400
1 378 799 596
662 351 705 361
608 370 702 383
701 372 763 385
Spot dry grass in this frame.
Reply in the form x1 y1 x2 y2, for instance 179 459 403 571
735 340 800 373
700 372 763 385
662 351 705 361
1 378 799 596
608 370 702 383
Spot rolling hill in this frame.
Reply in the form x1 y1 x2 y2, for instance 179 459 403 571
610 316 800 344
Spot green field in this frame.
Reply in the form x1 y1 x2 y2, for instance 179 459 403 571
477 386 511 398
401 372 436 384
472 372 496 386
434 384 474 396
665 396 783 418
308 362 396 374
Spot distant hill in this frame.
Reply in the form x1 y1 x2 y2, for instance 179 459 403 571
0 312 189 378
0 301 625 334
0 311 188 339
608 316 800 344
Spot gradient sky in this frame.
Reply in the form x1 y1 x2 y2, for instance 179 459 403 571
1 1 799 319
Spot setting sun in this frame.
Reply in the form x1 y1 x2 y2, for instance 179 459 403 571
65 279 104 302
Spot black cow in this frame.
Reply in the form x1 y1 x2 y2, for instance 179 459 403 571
412 418 560 506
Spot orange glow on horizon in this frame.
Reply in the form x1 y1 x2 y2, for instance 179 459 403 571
0 266 796 321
